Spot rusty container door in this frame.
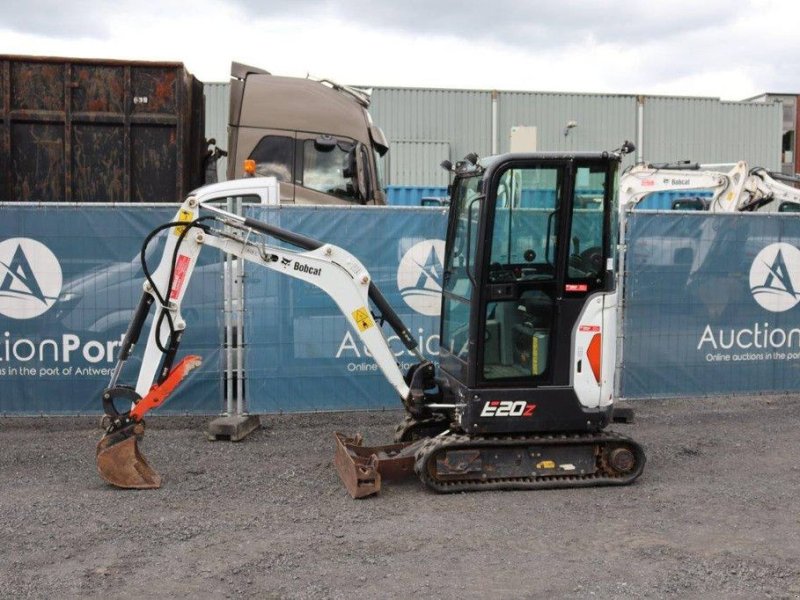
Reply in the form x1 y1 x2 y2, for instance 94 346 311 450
0 55 205 202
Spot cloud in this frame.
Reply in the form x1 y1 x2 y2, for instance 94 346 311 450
1 0 202 39
227 0 735 49
1 0 799 98
222 0 800 97
1 0 114 38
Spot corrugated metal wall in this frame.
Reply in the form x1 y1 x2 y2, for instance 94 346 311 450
369 87 492 182
497 92 637 157
204 82 229 180
641 96 782 168
388 140 450 186
204 83 784 187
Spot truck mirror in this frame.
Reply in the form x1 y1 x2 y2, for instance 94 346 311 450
342 144 368 203
314 135 337 152
357 145 370 203
343 147 356 179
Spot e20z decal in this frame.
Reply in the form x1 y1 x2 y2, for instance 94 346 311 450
480 400 536 418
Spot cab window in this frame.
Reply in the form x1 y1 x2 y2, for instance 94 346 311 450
567 165 607 282
248 136 294 182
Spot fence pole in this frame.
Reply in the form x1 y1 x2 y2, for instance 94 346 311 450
206 197 260 441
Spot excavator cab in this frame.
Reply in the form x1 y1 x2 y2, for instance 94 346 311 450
439 152 621 436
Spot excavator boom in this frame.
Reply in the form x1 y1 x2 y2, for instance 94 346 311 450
96 182 435 489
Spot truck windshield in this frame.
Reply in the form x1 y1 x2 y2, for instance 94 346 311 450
302 140 358 201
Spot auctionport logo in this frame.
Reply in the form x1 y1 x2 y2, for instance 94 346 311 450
397 240 445 316
0 238 63 320
749 243 800 313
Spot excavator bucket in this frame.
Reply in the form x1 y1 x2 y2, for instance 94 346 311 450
96 355 202 489
96 422 162 489
333 432 422 498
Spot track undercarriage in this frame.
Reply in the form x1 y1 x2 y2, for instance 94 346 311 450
334 426 645 498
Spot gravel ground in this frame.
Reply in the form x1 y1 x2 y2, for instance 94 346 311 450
1 395 800 600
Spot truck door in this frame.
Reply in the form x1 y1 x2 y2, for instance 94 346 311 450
244 129 297 203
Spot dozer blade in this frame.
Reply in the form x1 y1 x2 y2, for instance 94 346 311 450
333 432 422 498
96 422 161 489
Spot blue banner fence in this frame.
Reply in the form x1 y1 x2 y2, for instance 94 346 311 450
620 210 800 398
1 203 799 415
0 204 223 414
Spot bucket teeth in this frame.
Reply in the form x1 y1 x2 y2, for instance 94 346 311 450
96 423 162 489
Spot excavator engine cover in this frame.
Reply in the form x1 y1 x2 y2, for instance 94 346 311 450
96 421 162 489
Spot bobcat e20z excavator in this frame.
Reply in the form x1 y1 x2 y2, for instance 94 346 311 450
96 143 646 496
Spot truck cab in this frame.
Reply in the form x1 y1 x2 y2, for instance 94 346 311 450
227 62 388 206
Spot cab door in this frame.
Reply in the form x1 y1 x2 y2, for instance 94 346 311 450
477 161 566 388
439 171 482 384
475 159 614 411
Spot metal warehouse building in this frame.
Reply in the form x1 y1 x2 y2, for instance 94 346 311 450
205 82 786 200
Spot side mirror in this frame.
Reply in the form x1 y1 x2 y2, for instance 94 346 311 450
343 146 356 179
314 135 337 152
619 140 636 155
343 144 369 203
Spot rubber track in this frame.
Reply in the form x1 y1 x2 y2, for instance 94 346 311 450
413 430 646 493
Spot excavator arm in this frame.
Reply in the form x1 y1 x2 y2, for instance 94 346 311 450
96 192 439 489
618 161 750 213
619 161 800 214
738 168 800 212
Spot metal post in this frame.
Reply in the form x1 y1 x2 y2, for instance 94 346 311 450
636 96 645 164
235 196 246 414
224 197 235 416
206 195 261 441
614 207 630 399
491 90 499 155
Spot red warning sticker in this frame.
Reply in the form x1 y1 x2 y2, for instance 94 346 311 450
170 254 191 299
579 325 601 332
565 283 588 292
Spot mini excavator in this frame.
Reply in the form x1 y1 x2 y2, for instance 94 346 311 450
97 144 646 496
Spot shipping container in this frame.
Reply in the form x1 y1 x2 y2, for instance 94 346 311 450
0 55 206 202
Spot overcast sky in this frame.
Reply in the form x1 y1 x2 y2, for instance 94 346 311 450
2 0 799 99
